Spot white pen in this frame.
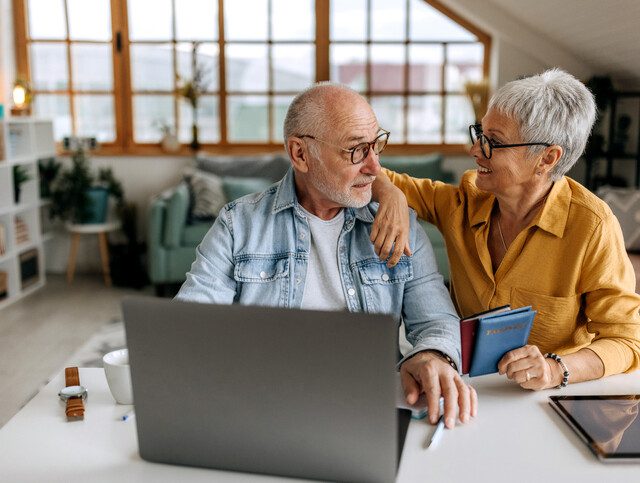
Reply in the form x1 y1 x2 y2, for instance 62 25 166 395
121 410 135 422
427 415 445 449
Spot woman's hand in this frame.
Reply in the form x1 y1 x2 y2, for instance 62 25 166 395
370 176 411 268
497 345 560 390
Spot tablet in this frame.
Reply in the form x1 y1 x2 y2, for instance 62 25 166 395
549 395 640 462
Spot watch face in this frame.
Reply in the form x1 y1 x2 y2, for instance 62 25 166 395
59 385 87 399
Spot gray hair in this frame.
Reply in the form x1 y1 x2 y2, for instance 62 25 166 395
488 68 596 181
283 81 362 158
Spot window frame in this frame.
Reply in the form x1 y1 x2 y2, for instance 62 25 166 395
13 0 490 156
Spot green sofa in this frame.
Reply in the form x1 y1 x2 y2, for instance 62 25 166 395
148 153 453 295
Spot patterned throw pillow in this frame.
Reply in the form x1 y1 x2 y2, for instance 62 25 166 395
186 170 227 221
597 186 640 250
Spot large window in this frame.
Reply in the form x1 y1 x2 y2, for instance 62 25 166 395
13 0 489 154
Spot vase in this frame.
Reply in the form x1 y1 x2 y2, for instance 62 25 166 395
190 123 200 152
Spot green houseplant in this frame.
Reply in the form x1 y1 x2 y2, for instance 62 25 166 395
50 148 124 224
13 165 31 204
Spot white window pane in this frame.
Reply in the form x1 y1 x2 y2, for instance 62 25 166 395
371 45 405 93
330 0 366 41
272 0 313 40
227 96 269 142
370 96 405 143
224 0 267 41
31 43 68 90
28 0 66 39
75 95 115 142
225 44 268 92
131 44 174 91
128 0 172 41
409 45 443 92
177 43 219 92
445 44 484 91
133 95 174 142
176 0 218 41
72 44 113 91
272 95 294 143
371 0 405 41
330 44 367 92
179 96 220 143
408 96 442 143
445 95 474 143
409 0 477 41
32 94 71 141
273 45 314 92
67 0 111 41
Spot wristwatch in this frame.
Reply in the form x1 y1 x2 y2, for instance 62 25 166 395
58 367 87 420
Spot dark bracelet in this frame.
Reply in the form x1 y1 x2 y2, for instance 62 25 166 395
545 352 569 388
427 350 458 372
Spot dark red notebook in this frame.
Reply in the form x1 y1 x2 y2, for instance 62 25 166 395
460 305 510 374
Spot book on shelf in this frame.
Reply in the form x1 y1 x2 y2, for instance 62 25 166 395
14 217 29 245
19 249 39 289
0 222 6 255
0 271 7 300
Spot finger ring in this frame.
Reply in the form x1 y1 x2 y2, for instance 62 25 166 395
526 371 531 381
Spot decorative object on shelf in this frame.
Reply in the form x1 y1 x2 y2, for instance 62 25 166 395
176 42 211 152
12 164 31 204
155 121 180 153
15 216 29 244
19 248 39 289
464 79 490 123
38 157 62 199
0 271 7 300
11 79 32 116
50 137 125 224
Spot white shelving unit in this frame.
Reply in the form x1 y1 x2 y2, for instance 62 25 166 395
0 118 55 309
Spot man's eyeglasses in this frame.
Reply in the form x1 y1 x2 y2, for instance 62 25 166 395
299 129 390 165
469 124 551 159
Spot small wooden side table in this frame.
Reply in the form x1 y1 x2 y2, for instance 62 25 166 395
66 221 121 287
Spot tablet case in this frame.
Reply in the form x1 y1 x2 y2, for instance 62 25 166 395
468 306 535 377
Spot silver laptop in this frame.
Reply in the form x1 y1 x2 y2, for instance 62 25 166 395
122 296 411 483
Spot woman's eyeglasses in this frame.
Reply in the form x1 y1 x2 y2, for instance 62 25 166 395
469 124 551 159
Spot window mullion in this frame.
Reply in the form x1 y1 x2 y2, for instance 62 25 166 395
218 0 228 144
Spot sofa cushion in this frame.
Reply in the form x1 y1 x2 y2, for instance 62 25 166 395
186 170 227 221
183 221 213 246
163 183 190 249
597 186 640 250
381 154 453 182
223 176 273 201
196 153 290 181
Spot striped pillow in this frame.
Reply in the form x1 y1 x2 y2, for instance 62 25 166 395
188 171 227 220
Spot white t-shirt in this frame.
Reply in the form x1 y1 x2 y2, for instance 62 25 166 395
298 206 348 311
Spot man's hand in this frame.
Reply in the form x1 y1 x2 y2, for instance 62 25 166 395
370 175 411 268
498 345 560 390
400 351 477 428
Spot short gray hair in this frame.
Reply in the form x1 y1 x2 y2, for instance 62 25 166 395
283 82 362 157
488 69 596 181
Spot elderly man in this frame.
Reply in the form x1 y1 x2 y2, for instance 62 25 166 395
176 82 476 428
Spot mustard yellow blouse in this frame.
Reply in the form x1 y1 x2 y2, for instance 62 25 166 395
385 169 640 376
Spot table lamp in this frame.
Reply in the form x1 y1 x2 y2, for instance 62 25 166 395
11 80 32 116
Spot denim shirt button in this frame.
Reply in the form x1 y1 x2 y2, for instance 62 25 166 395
381 273 390 281
347 288 356 296
259 271 267 279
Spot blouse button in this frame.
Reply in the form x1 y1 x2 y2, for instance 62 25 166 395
347 288 356 296
259 271 267 279
381 274 390 281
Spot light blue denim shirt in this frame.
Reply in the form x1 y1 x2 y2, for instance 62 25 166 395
177 168 461 368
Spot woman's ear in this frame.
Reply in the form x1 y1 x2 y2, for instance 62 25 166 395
537 145 563 176
287 137 310 173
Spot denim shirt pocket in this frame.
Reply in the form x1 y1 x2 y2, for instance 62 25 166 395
233 256 290 306
356 258 413 314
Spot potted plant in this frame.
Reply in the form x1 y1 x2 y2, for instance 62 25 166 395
38 157 62 199
13 165 31 204
50 147 125 224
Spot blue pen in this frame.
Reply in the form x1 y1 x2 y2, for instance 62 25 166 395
121 410 135 422
427 415 445 449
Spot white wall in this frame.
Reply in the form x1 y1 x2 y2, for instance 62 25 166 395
0 0 16 108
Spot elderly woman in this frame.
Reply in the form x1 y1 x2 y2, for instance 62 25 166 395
372 69 640 390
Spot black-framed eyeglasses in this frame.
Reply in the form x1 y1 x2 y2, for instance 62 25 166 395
469 124 551 159
299 129 390 165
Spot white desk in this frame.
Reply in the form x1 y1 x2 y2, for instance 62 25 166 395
1 369 639 482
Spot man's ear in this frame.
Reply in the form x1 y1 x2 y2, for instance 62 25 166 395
287 137 310 173
537 145 563 176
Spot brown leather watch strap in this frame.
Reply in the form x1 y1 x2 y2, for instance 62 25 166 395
64 367 84 420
